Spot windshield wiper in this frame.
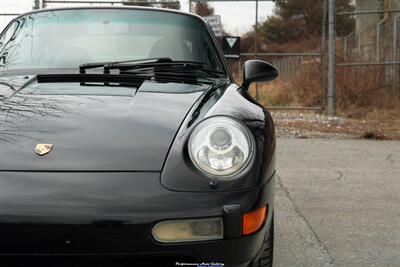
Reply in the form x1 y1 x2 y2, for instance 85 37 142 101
79 57 174 73
79 58 224 78
36 58 225 86
79 57 207 74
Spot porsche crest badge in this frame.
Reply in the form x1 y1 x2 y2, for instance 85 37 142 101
35 144 53 156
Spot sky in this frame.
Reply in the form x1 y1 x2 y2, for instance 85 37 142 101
0 0 275 34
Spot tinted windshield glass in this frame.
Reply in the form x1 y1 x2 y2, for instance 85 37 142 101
0 9 224 72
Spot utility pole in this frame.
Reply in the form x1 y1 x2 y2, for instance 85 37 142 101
327 0 335 115
254 0 258 57
255 0 259 100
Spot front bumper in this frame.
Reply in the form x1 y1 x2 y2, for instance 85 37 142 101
0 171 275 266
0 221 272 267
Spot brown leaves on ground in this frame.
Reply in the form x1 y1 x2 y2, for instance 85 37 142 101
271 110 400 140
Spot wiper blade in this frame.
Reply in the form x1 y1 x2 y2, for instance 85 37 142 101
79 57 173 73
79 57 206 73
104 60 206 74
120 63 225 78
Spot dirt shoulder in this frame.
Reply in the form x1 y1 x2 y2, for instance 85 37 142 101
271 110 400 140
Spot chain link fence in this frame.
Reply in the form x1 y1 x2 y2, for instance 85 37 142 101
338 0 400 95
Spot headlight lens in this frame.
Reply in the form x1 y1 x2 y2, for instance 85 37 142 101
188 116 254 179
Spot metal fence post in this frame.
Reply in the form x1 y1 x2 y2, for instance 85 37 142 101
321 0 327 110
394 13 400 95
377 20 381 61
327 0 335 115
34 0 40 9
254 0 259 101
376 16 387 62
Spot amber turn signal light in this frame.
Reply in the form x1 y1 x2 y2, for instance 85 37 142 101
242 205 267 235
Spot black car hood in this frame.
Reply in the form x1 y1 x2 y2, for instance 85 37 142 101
0 76 206 171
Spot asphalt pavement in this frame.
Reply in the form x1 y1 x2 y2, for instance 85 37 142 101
274 138 400 267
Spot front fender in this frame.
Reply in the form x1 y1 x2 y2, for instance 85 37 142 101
161 84 276 192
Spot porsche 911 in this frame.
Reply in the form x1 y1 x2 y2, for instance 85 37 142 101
0 7 278 267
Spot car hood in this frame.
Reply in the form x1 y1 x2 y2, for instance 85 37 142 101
0 76 207 171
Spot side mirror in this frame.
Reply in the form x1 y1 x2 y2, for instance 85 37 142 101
241 60 279 89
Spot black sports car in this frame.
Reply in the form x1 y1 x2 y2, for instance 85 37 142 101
0 7 278 267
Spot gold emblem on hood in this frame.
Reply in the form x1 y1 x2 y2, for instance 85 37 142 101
35 144 53 156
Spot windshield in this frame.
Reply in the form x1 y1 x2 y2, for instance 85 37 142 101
0 9 225 73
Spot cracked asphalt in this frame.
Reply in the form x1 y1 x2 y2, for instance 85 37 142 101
273 138 400 267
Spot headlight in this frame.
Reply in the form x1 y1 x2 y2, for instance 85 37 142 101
188 116 254 179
